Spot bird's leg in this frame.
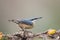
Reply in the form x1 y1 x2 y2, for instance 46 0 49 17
21 27 26 31
21 28 27 40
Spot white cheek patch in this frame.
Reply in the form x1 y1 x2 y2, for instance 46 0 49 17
32 20 37 22
32 20 37 25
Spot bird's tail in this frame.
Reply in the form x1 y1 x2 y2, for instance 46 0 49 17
8 19 19 24
30 17 42 21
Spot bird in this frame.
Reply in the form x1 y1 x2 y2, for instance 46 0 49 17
8 17 42 30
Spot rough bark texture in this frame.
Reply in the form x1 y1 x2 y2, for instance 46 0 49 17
2 30 60 40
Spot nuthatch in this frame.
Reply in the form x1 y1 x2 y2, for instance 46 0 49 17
8 17 42 29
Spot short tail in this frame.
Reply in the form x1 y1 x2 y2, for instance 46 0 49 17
8 19 19 24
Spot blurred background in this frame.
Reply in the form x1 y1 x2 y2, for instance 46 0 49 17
0 0 60 37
